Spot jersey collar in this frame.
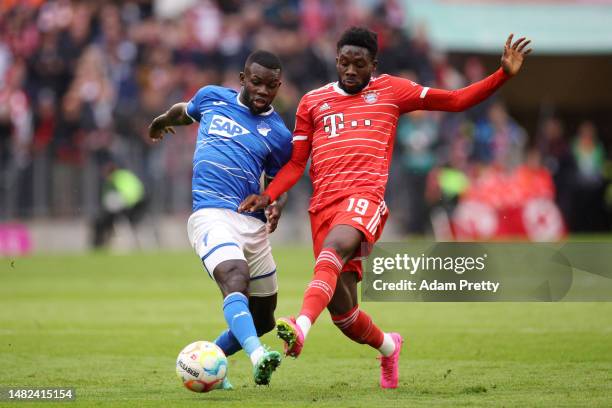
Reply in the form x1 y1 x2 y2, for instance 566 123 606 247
332 77 375 96
236 92 274 116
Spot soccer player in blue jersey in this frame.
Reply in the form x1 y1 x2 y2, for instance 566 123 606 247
148 50 292 387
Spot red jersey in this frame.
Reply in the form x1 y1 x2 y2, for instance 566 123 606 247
265 69 509 212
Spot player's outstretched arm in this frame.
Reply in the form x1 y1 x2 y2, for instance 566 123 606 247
148 102 194 142
420 34 532 112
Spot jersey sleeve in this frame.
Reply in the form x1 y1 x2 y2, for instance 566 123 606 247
291 93 314 144
263 95 313 202
185 86 211 122
392 69 510 114
389 75 430 113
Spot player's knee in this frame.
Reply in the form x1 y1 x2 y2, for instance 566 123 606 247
225 273 249 294
325 240 356 261
327 302 343 316
216 264 249 296
327 295 355 316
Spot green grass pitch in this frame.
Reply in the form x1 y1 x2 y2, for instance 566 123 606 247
1 247 611 407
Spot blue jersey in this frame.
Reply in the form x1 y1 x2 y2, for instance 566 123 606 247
186 85 292 222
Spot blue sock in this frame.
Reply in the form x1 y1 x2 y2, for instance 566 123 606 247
214 329 241 356
222 292 261 358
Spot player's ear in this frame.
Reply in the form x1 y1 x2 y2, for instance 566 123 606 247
239 71 245 86
371 58 378 73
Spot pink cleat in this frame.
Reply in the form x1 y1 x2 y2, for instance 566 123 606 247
378 332 403 389
276 317 304 358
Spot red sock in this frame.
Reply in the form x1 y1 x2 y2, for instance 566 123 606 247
331 305 385 349
299 248 343 323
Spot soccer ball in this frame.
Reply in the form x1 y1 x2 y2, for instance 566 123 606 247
176 341 228 392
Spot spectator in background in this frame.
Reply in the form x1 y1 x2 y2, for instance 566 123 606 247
0 60 33 218
425 133 472 240
514 147 556 202
0 0 609 236
538 117 574 224
569 121 608 231
397 111 440 233
52 89 83 215
30 88 56 215
473 102 526 169
92 159 147 248
463 57 496 123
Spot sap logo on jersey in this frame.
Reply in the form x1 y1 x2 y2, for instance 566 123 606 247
208 115 250 138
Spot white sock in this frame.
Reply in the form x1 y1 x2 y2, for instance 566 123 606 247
378 333 396 357
249 346 265 366
296 315 312 339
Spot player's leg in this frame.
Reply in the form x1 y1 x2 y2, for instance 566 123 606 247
213 259 269 364
212 260 280 385
213 294 277 357
187 209 279 385
328 271 394 353
211 293 277 389
298 224 362 329
210 258 249 358
239 211 282 384
277 224 362 357
328 270 403 389
250 294 277 337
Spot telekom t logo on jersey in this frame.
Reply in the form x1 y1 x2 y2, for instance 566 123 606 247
323 113 372 138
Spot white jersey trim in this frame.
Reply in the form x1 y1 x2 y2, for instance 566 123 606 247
332 82 350 96
185 105 198 122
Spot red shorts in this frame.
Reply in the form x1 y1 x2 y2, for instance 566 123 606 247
309 195 389 280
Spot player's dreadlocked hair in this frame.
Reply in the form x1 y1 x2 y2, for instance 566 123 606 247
337 27 378 59
245 50 283 71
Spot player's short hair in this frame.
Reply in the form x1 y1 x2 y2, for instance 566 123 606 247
245 50 282 71
337 27 378 59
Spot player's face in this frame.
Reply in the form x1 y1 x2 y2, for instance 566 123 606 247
336 45 377 94
239 63 282 115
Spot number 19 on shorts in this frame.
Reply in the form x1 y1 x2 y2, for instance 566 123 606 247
347 198 369 215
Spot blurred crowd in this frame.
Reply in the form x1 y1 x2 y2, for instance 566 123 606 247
1 0 611 234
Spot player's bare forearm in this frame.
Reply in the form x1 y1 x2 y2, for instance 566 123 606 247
166 102 194 126
274 193 288 211
148 102 193 142
262 178 287 233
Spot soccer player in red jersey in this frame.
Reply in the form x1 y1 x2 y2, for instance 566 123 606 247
239 27 532 388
